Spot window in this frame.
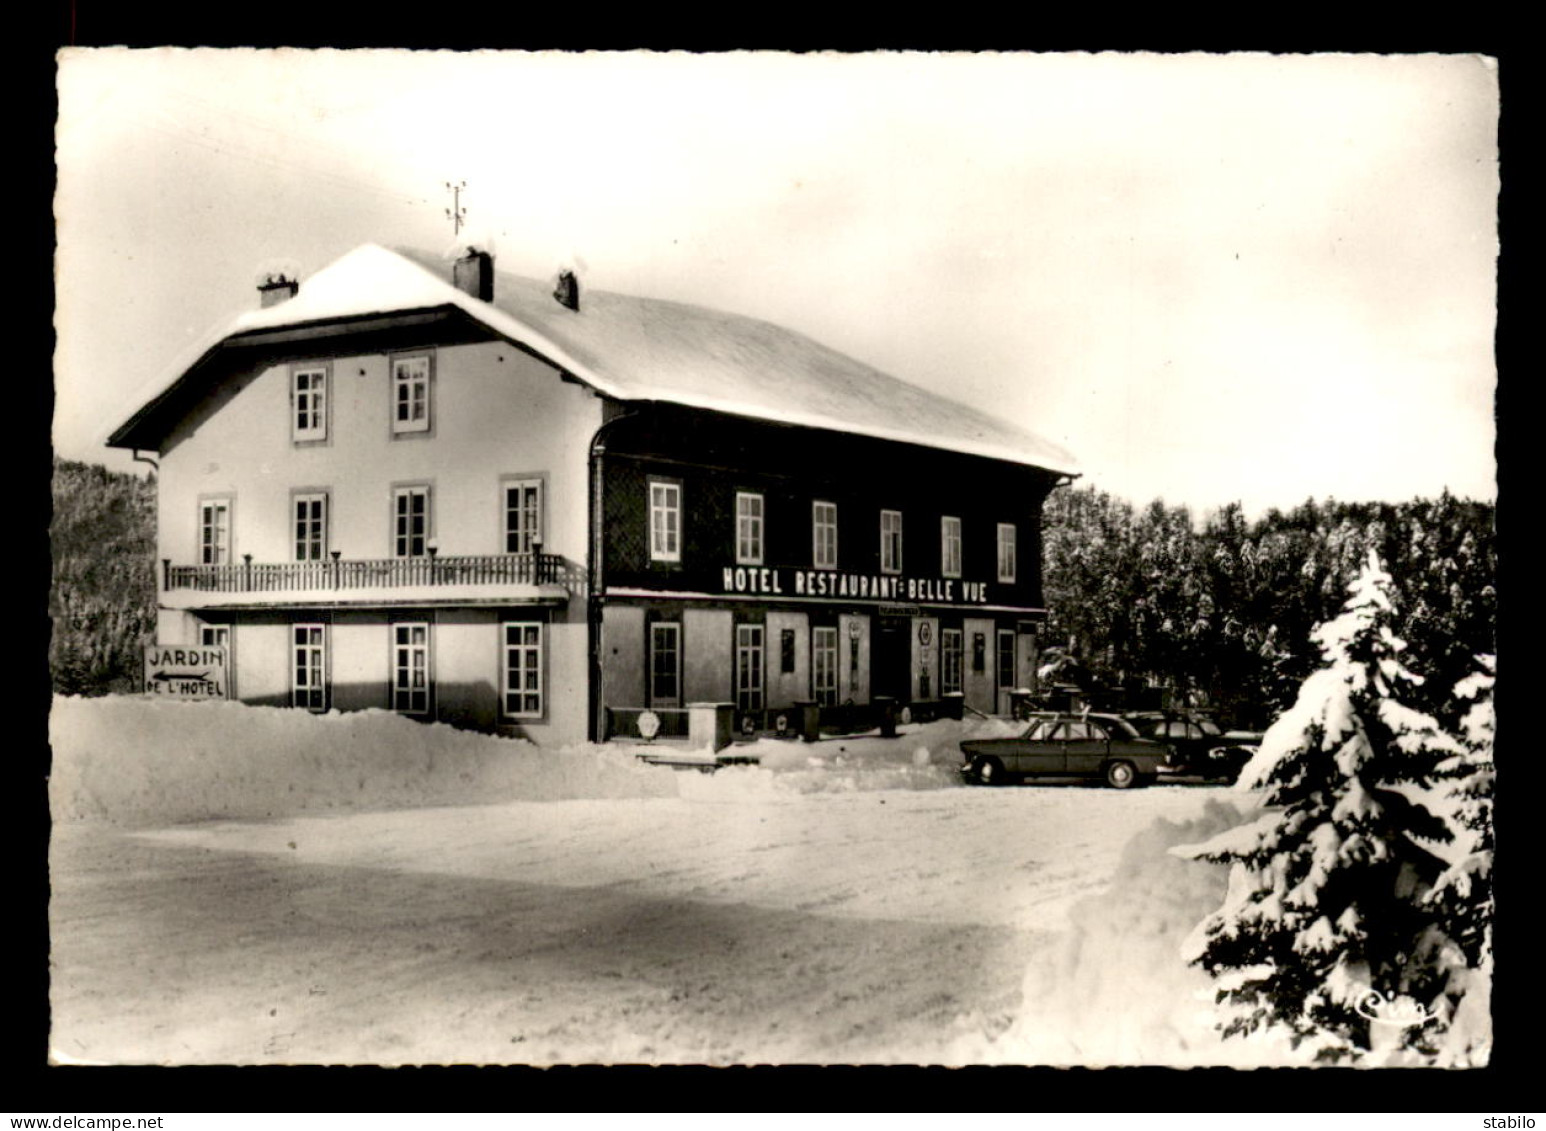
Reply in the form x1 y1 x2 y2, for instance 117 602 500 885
201 625 231 693
502 622 544 718
504 478 543 554
941 516 962 578
942 628 964 695
997 523 1017 583
973 632 987 673
735 624 764 713
294 492 328 561
812 501 838 569
649 622 681 706
736 492 764 565
649 479 681 563
199 497 232 565
292 623 327 711
292 365 327 442
997 630 1016 691
391 355 432 435
392 623 431 714
812 626 838 707
393 486 430 558
880 509 903 574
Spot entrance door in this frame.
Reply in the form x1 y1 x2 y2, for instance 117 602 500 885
649 622 681 708
873 618 911 701
735 624 764 715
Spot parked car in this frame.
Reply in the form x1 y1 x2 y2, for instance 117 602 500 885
1122 711 1263 782
959 712 1178 789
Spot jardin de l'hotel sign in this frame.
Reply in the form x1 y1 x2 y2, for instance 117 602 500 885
721 565 992 605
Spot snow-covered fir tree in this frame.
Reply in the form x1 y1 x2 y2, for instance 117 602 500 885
1416 653 1495 1065
1173 550 1464 1062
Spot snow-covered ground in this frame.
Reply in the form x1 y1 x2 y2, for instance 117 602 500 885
48 696 1304 1066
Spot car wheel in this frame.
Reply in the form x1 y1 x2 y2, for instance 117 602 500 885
975 756 1005 786
1105 760 1139 789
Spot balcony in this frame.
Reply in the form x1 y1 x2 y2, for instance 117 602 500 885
162 552 583 609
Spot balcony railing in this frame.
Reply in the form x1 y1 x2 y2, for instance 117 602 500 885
164 552 580 595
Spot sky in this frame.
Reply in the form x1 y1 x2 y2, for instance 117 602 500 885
53 50 1499 518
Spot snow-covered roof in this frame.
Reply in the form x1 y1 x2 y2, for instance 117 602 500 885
110 243 1080 474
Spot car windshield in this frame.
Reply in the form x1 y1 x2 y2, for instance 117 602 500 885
1103 718 1140 739
1197 718 1222 736
1022 719 1054 740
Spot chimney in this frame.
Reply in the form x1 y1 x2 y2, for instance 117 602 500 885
258 275 298 308
453 248 494 302
553 268 580 312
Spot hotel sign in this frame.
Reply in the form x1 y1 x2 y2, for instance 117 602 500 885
143 645 228 699
721 566 990 605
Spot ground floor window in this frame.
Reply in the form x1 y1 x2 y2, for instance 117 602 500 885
199 625 229 649
392 622 431 714
942 628 964 695
503 621 544 718
735 623 764 713
812 626 838 707
997 629 1016 691
649 621 681 707
292 623 327 711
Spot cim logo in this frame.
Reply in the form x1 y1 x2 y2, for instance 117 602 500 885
143 645 228 700
1354 987 1441 1030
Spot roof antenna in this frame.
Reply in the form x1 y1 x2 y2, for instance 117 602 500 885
445 180 467 237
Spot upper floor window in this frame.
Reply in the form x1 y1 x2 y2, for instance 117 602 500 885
997 523 1017 583
200 497 232 565
504 478 543 554
392 354 432 436
649 479 681 563
941 516 963 578
812 501 837 570
292 364 328 442
736 491 764 565
394 485 430 558
880 509 903 575
294 492 328 562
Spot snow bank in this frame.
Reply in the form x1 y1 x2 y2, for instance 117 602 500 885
49 698 1011 826
49 697 678 827
956 797 1313 1066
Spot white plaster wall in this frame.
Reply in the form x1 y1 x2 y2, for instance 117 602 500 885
157 340 603 570
433 609 499 731
234 620 292 708
331 612 388 713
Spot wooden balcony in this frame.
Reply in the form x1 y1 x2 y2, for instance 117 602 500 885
162 552 582 605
